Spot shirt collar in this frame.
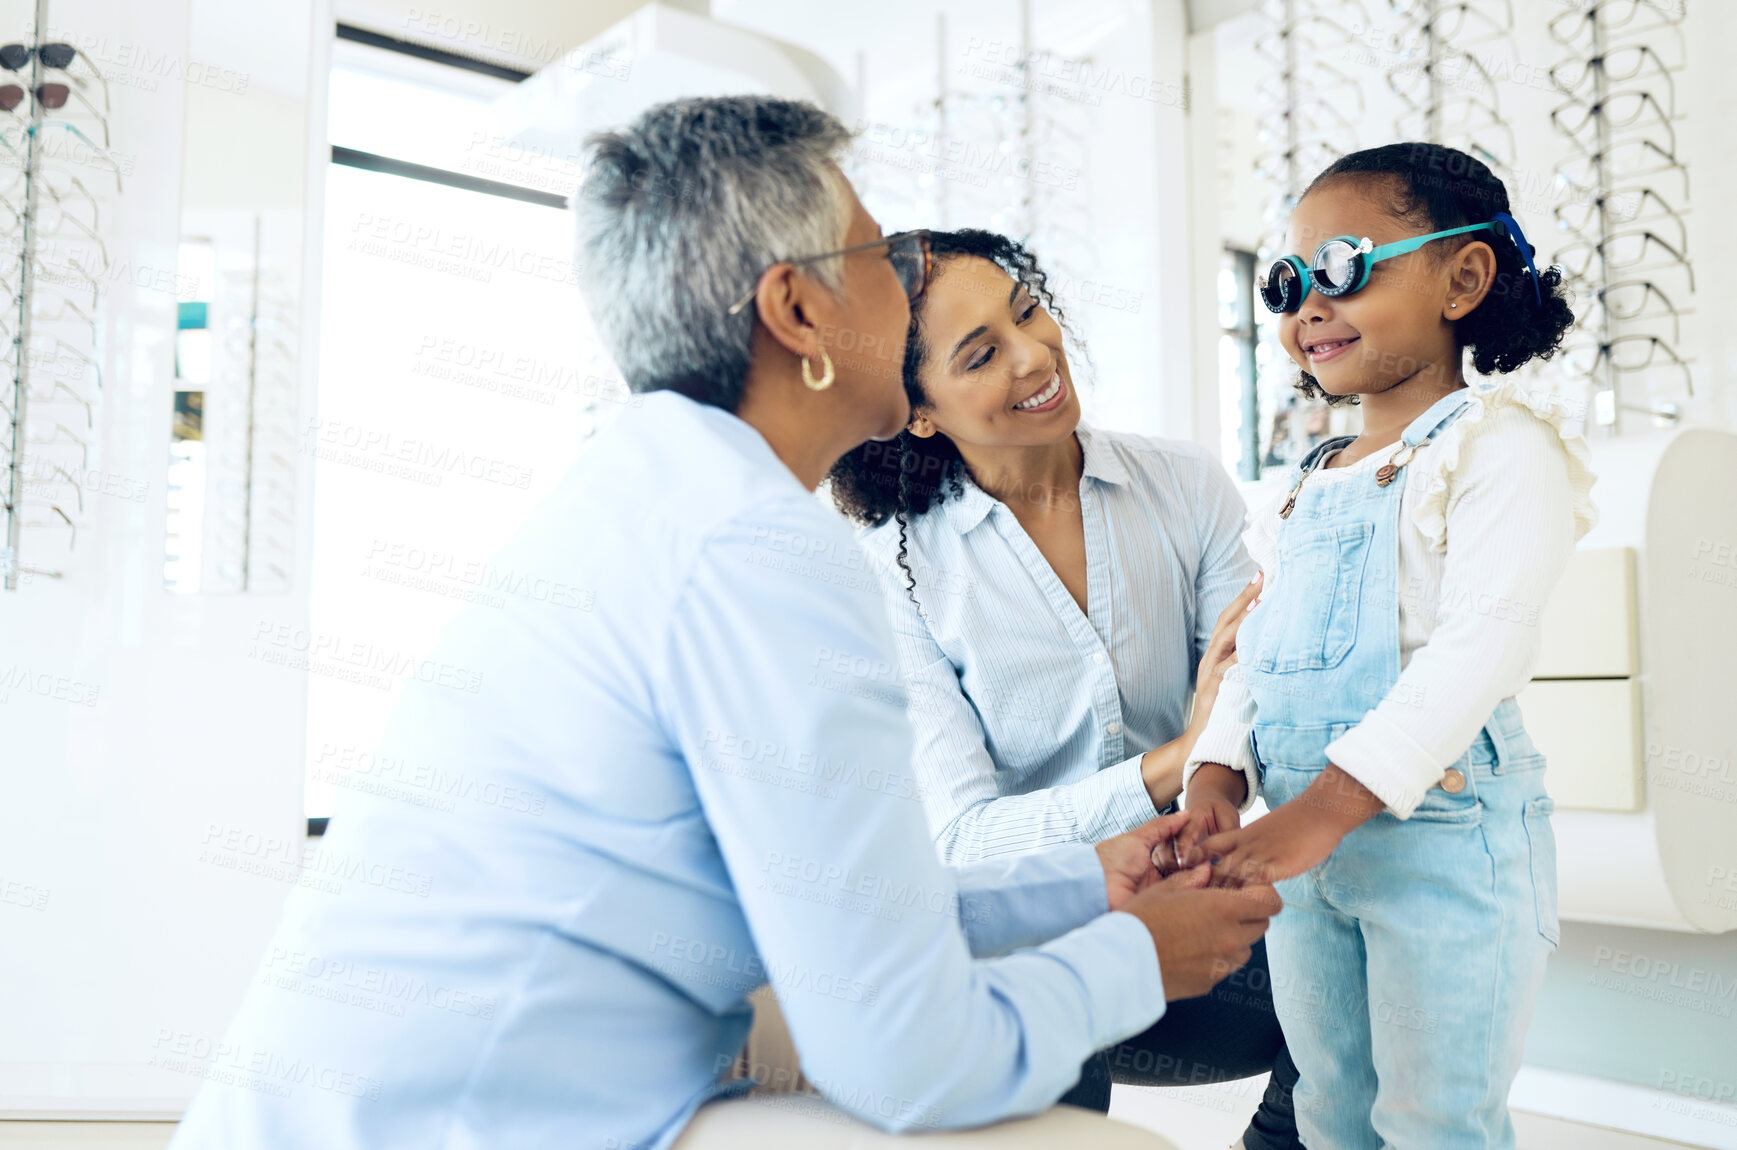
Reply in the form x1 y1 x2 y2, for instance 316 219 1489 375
943 424 1126 535
1076 424 1130 488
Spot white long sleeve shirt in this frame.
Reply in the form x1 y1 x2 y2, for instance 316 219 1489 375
1185 381 1597 818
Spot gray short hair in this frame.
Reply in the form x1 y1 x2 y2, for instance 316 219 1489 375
573 96 853 411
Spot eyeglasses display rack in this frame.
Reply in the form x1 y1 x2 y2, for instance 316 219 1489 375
1382 0 1518 175
1250 0 1371 468
0 0 118 590
1547 0 1692 433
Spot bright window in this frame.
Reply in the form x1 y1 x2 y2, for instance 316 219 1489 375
306 42 620 820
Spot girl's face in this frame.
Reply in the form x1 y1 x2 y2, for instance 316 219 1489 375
908 255 1080 450
1282 180 1465 400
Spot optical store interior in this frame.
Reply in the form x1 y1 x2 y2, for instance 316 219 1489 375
3 0 1735 1147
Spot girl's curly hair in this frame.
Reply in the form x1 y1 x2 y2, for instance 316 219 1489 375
1293 142 1576 406
826 228 1075 596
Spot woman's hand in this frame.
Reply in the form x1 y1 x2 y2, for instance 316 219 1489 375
1188 572 1263 734
1137 574 1264 814
1096 810 1194 911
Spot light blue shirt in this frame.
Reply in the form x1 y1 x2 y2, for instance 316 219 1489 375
862 426 1255 863
169 393 1165 1150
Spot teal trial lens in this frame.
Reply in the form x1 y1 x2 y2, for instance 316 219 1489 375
1259 214 1543 314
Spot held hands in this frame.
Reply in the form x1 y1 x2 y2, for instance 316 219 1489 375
1160 763 1249 876
1099 811 1283 1001
1193 763 1386 888
1096 810 1196 911
1115 866 1282 1001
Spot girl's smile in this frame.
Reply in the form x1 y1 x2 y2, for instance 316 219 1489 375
1302 333 1361 363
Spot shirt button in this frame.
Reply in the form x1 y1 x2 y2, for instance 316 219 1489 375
1093 652 1106 664
1106 722 1121 735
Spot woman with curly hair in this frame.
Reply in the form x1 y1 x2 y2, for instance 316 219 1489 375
829 230 1300 1148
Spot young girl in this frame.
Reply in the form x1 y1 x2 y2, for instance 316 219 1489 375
1175 143 1595 1150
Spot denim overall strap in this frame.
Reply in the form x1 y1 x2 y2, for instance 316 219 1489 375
1238 390 1477 756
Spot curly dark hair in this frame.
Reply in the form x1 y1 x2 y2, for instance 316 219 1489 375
1292 142 1577 406
826 229 1075 596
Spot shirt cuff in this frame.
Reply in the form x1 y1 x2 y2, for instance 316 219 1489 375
1324 709 1444 819
1183 732 1259 815
955 842 1108 958
1041 910 1168 1051
1069 754 1159 840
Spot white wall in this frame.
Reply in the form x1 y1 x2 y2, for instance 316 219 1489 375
0 0 325 1114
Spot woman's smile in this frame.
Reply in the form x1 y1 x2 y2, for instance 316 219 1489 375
1013 370 1066 413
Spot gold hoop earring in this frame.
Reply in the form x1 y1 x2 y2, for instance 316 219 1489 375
801 347 835 391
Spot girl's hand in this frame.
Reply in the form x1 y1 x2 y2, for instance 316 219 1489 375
1171 769 1245 872
1194 804 1343 888
1194 763 1385 887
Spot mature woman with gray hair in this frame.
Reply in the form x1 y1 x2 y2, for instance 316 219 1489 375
167 96 1277 1150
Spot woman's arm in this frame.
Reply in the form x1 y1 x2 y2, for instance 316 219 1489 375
666 503 1166 1127
886 585 1165 864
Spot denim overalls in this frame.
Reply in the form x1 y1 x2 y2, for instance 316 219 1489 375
1237 390 1560 1150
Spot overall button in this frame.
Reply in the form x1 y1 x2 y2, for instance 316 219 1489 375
1440 768 1466 794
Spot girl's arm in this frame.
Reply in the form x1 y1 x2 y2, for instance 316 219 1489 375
1198 403 1586 884
1318 404 1581 817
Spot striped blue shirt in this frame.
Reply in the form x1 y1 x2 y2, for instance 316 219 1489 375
861 425 1255 863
